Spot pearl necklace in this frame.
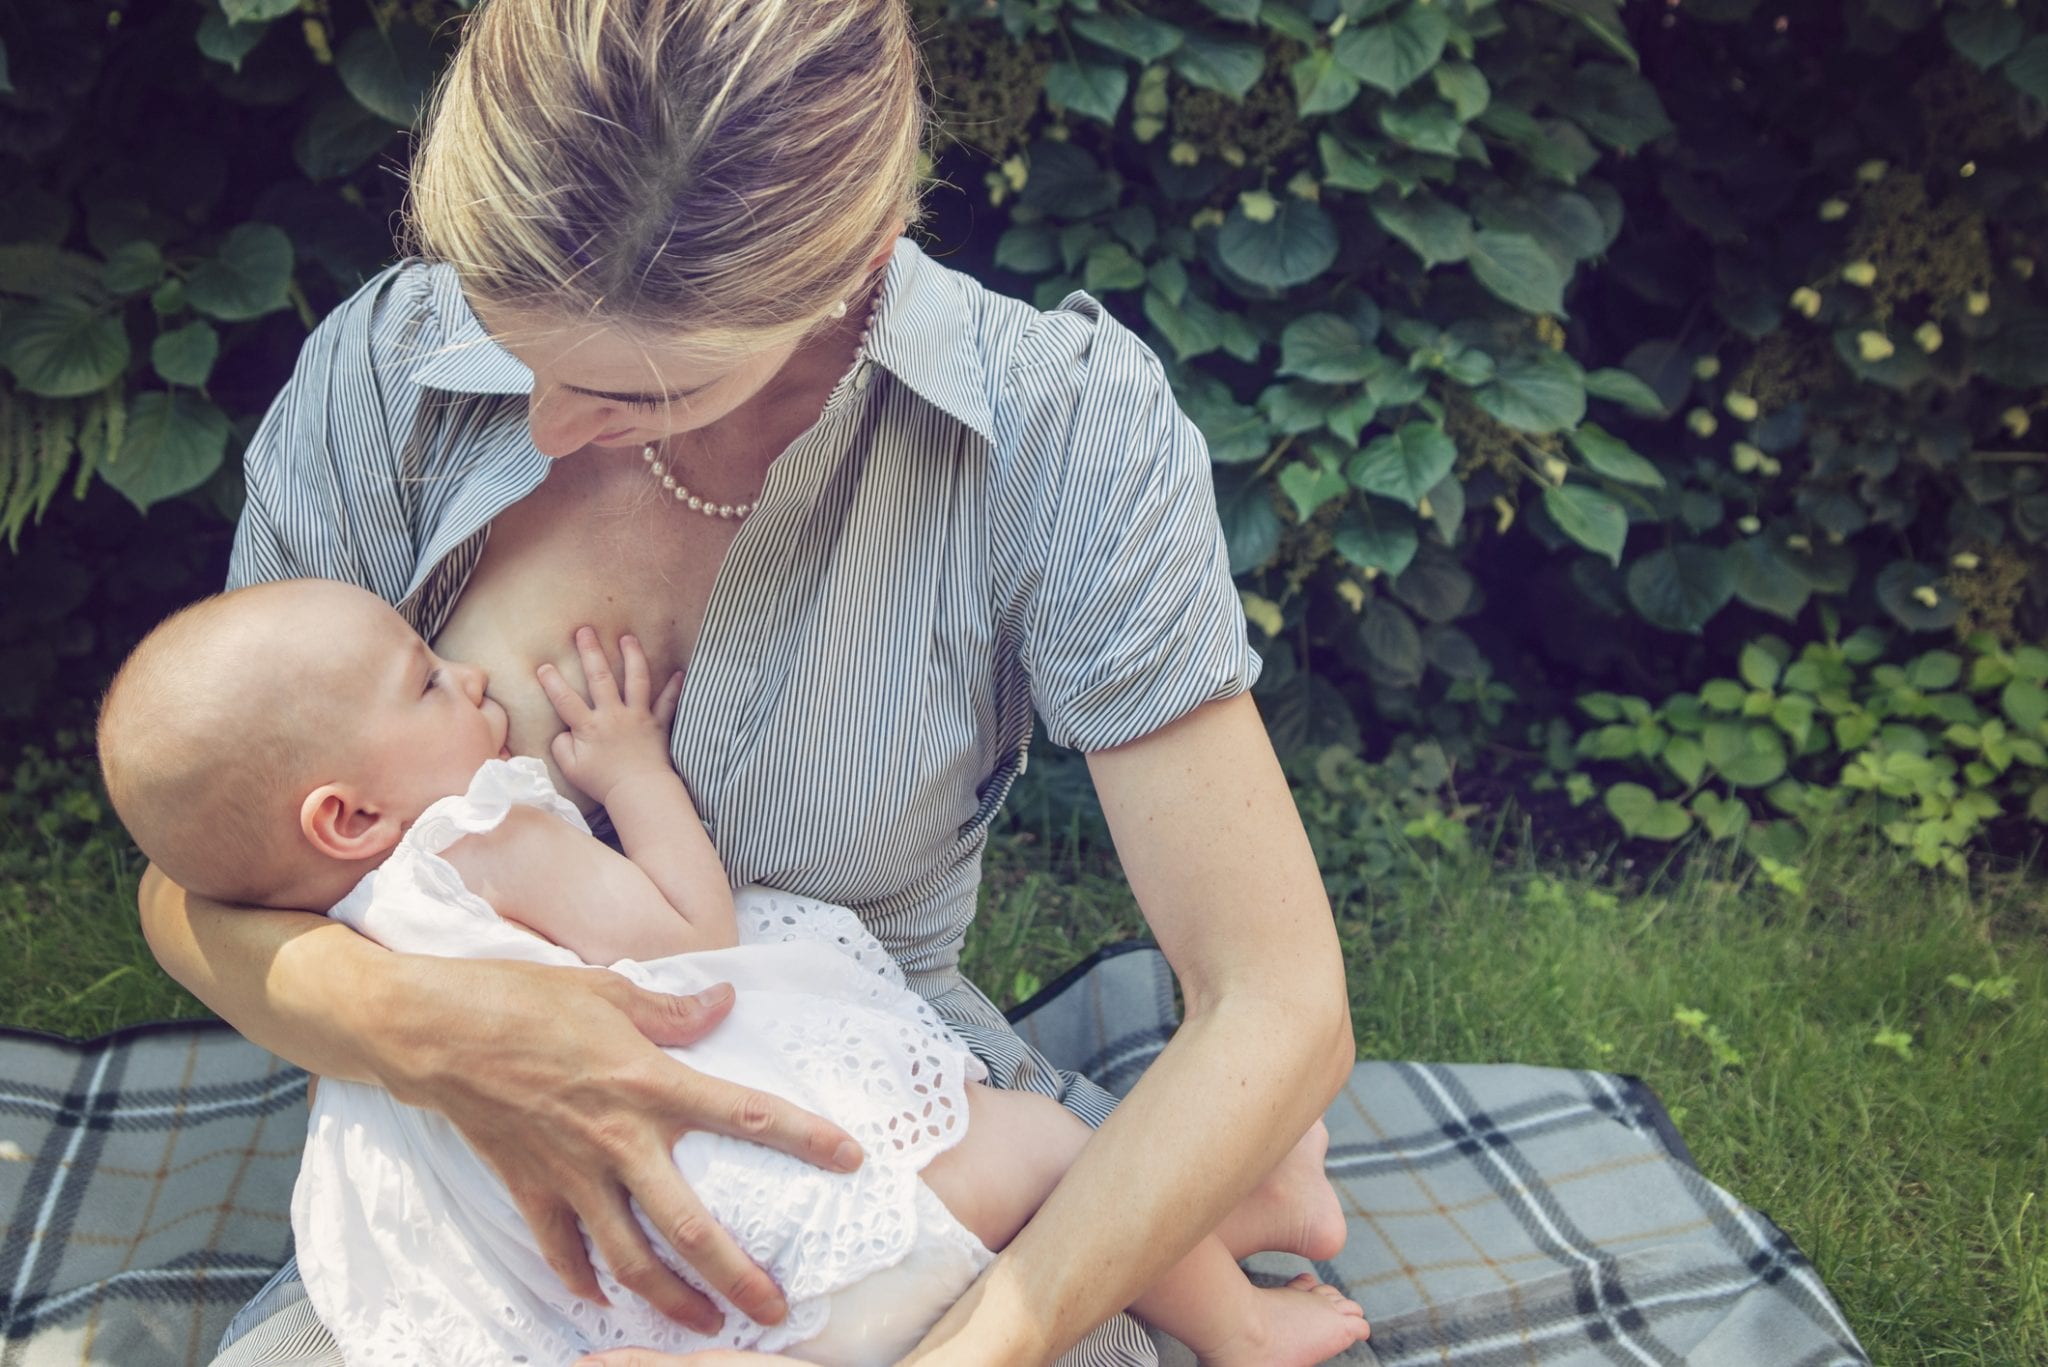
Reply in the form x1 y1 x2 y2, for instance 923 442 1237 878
638 278 883 522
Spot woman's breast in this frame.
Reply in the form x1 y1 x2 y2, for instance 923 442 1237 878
428 480 732 807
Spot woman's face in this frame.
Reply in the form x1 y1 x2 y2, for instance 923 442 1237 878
476 307 804 459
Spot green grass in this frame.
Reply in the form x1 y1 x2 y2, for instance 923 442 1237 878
7 740 2044 1362
971 826 2048 1367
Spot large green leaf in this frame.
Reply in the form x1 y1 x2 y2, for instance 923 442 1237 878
102 391 231 511
1875 561 1962 632
294 97 399 181
221 0 299 19
1944 7 2024 67
197 11 268 72
1279 313 1378 383
1334 5 1450 96
1218 476 1282 573
1173 31 1267 100
1319 132 1392 195
2002 34 2048 99
1584 366 1667 416
1605 783 1692 840
1555 64 1673 151
1046 61 1129 125
1474 351 1586 434
1431 61 1490 121
1467 231 1569 316
1348 423 1456 507
995 225 1056 275
1360 599 1425 685
101 241 164 296
151 321 220 387
1197 0 1263 21
1626 544 1735 634
1379 99 1465 157
1569 424 1663 488
185 224 294 322
1333 501 1419 576
0 245 103 300
1531 0 1639 67
1291 50 1361 116
1369 191 1473 267
1278 456 1349 521
1072 13 1184 63
1703 722 1787 788
1020 141 1118 218
1729 537 1810 622
0 297 130 398
1083 242 1145 293
1478 190 1609 263
1181 378 1271 463
1544 484 1628 566
338 21 437 125
1391 552 1474 622
1215 199 1338 291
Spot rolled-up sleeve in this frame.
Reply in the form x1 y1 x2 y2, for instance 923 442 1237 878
1006 294 1261 753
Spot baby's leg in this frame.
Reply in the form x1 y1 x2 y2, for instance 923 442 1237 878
918 1086 1368 1366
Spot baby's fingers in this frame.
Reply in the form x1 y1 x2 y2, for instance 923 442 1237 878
619 634 652 709
574 627 620 705
536 661 593 725
654 669 685 730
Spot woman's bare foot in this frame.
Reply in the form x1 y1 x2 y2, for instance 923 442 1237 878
1215 1120 1347 1262
1200 1272 1370 1367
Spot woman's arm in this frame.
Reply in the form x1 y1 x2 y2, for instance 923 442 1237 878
137 868 862 1333
902 693 1354 1365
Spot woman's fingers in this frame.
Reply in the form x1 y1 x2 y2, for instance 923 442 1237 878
580 1183 730 1333
621 1158 786 1327
690 1069 864 1174
600 976 737 1047
509 1188 605 1306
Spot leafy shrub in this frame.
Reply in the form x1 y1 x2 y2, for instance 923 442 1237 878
1556 625 2048 876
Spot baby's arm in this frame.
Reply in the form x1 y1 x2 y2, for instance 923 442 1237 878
533 628 738 951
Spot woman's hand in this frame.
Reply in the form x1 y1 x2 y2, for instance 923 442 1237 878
374 952 864 1333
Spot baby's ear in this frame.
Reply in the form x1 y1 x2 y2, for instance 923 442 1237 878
299 784 403 864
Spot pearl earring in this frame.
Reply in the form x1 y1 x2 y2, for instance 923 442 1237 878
830 299 848 319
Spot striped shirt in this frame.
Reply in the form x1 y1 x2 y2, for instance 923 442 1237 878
226 238 1258 1365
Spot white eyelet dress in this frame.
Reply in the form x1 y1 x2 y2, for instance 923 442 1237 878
294 757 995 1366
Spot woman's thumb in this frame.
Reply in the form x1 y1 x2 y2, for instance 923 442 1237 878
620 980 735 1047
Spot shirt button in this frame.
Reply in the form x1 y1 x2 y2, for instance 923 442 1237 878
852 363 873 393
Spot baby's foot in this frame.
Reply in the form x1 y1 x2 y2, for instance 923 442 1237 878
1218 1119 1347 1262
1203 1273 1370 1367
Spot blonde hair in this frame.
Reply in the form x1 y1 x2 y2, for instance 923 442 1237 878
407 0 924 352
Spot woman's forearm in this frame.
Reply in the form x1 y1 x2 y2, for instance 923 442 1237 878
138 863 398 1083
904 988 1353 1366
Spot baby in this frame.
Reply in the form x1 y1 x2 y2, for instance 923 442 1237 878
98 578 1369 1366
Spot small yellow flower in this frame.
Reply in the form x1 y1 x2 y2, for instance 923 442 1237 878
1856 158 1888 182
1912 585 1941 608
1790 286 1823 318
1240 590 1284 638
1542 457 1569 486
1737 515 1762 534
1417 495 1435 520
1693 356 1722 380
1787 533 1813 552
1535 317 1567 351
1493 495 1516 534
1960 160 1978 178
1913 322 1943 354
1841 260 1878 287
1133 116 1166 144
1047 124 1070 143
1687 408 1719 439
1951 552 1982 571
303 17 332 64
1191 207 1226 231
1168 141 1202 167
2014 256 2037 280
1759 456 1782 478
1725 391 1760 421
1826 529 1845 545
1732 442 1764 472
1856 330 1895 362
1335 580 1366 612
1363 565 1382 582
2002 406 2031 438
1001 156 1029 191
1238 190 1279 223
1219 144 1248 168
1286 171 1321 202
1819 198 1850 222
1967 290 1992 316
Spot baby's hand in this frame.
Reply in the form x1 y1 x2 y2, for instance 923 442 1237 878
536 628 685 807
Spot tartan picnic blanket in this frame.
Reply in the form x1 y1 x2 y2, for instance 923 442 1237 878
2 944 1868 1366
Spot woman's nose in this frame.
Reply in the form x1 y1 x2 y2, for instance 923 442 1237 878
525 385 615 459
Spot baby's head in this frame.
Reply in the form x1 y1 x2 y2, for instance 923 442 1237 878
98 580 510 908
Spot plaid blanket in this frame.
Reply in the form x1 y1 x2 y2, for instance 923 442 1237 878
3 945 1868 1366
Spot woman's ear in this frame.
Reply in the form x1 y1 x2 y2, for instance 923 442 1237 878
300 784 403 864
864 219 906 275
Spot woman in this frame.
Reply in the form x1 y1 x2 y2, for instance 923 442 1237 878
141 1 1355 1363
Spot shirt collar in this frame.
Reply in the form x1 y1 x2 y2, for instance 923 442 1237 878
407 239 998 443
